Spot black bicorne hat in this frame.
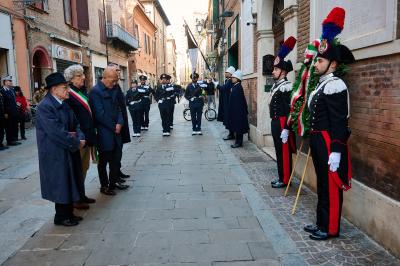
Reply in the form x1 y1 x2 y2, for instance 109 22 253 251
139 75 147 80
190 72 199 79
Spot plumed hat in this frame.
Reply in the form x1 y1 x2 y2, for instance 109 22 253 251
274 36 297 72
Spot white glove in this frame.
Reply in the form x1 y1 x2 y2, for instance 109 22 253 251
280 129 289 143
129 102 135 106
158 100 163 104
190 97 195 102
328 152 341 172
213 81 219 87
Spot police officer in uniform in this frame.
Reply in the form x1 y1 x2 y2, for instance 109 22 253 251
126 80 143 137
155 74 174 136
165 75 177 130
269 36 297 188
304 7 355 241
138 75 153 131
184 72 204 135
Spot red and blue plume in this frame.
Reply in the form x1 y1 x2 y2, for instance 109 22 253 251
278 36 297 59
321 7 345 43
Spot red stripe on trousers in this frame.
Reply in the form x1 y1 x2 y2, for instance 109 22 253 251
320 131 341 235
279 117 290 185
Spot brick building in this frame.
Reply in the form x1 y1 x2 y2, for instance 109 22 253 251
208 0 400 257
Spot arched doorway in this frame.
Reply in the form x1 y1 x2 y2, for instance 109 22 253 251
32 46 52 90
272 0 284 54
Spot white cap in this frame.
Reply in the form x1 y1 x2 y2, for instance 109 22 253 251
225 66 236 75
231 70 243 81
1 75 12 82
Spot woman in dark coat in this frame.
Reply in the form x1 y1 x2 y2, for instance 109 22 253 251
227 70 249 148
36 73 86 227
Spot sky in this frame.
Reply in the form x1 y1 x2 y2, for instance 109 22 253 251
159 0 208 81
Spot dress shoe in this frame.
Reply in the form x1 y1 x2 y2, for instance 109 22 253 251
54 218 79 226
192 131 196 136
116 178 126 183
83 196 96 204
231 143 243 148
197 131 203 135
73 201 90 210
111 183 130 190
71 215 83 222
7 141 21 146
223 135 235 141
100 187 116 196
0 146 9 151
119 172 130 178
271 181 287 188
309 230 339 241
270 179 279 185
21 137 27 140
304 224 319 234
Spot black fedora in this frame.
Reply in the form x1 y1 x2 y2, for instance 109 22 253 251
45 72 67 90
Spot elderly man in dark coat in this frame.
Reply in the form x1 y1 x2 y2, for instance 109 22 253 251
217 66 236 140
36 72 86 226
108 63 131 180
90 68 129 196
227 70 249 148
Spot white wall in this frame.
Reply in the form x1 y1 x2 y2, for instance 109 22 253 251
240 0 254 75
0 13 16 84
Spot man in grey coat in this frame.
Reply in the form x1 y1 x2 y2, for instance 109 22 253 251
36 73 86 226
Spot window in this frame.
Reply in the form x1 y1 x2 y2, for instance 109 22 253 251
99 10 107 44
134 24 139 38
32 0 49 11
63 0 89 30
144 33 148 54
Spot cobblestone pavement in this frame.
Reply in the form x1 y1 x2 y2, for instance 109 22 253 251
1 102 399 266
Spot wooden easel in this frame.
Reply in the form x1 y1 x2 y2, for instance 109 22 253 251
282 139 312 214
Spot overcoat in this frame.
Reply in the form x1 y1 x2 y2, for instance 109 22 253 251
227 82 249 134
36 93 84 204
217 79 233 127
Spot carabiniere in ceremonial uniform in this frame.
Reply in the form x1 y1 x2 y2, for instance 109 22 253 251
304 6 355 241
269 36 297 189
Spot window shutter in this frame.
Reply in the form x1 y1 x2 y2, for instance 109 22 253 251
63 0 72 25
77 0 90 30
99 10 107 44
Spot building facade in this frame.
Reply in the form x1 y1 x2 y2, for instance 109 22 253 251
141 0 170 81
207 0 400 257
128 2 157 87
0 1 30 98
166 37 177 81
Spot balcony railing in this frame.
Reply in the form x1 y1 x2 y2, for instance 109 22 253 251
106 23 139 50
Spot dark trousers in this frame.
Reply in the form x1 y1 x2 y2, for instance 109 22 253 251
18 116 25 139
169 104 175 127
310 132 343 236
129 108 142 134
235 133 243 145
159 107 171 133
5 116 18 143
55 203 73 221
98 146 122 188
271 119 292 184
0 119 4 145
228 130 234 137
142 108 150 127
190 106 202 131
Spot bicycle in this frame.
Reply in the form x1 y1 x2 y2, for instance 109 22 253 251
183 103 217 122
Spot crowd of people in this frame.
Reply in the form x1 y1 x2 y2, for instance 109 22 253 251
0 76 31 150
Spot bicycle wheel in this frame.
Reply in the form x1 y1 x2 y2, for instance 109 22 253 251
183 108 191 121
205 108 217 121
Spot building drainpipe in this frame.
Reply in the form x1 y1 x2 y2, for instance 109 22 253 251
102 0 109 63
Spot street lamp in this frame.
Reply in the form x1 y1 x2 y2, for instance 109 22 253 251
196 19 204 34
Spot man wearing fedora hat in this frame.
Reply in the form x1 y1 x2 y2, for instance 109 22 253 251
36 72 86 226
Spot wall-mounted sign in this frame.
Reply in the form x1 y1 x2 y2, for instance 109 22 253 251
52 44 82 63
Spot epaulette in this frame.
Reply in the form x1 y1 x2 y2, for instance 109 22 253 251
278 81 292 92
323 78 347 95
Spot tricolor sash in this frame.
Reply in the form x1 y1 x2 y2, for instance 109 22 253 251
69 87 92 115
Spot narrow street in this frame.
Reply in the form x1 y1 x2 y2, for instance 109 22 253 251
0 103 398 266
